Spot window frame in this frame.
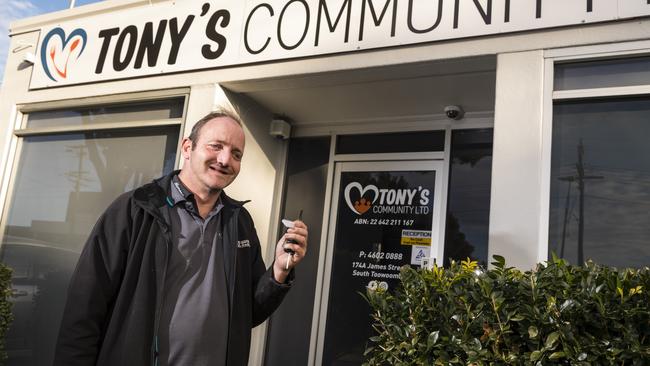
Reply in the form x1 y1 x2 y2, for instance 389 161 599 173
539 40 650 262
0 88 189 247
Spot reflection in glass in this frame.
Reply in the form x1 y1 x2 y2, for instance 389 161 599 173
554 56 650 91
443 129 493 267
0 126 178 366
549 97 650 268
27 98 184 129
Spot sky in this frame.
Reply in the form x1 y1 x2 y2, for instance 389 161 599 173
0 0 102 83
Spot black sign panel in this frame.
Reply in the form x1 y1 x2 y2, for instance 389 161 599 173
322 170 435 365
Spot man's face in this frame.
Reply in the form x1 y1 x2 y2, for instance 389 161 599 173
181 117 245 193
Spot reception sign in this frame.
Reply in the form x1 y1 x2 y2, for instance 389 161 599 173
30 0 650 88
322 168 436 364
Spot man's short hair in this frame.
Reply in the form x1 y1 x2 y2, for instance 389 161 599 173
189 109 243 150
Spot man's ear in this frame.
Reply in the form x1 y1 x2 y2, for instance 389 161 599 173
181 138 193 159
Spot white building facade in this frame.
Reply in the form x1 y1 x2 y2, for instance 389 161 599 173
1 0 649 364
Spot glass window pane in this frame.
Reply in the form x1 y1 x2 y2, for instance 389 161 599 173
549 97 650 268
336 130 445 154
444 129 493 267
0 125 179 366
554 56 650 90
26 98 184 129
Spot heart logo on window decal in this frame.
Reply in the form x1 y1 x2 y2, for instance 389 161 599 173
344 182 379 215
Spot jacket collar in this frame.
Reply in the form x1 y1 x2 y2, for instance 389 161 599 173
133 170 248 224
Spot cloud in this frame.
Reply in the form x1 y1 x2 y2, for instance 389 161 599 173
0 0 40 83
8 0 36 11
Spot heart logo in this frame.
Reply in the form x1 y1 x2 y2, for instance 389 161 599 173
344 182 378 215
40 27 87 82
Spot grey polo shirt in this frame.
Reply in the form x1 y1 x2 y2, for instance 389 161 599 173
159 175 229 366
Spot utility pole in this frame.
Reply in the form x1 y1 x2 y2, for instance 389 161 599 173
558 140 603 264
557 177 573 258
65 144 91 192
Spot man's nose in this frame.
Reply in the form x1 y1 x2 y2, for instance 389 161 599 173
216 148 231 166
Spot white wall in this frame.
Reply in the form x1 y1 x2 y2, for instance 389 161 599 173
0 30 39 227
489 51 545 269
211 85 288 366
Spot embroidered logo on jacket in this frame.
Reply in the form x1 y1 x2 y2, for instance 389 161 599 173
237 240 251 248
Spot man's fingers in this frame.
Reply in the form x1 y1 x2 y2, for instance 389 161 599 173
290 221 308 237
288 227 308 238
292 220 307 229
284 231 307 245
277 221 308 271
282 243 304 255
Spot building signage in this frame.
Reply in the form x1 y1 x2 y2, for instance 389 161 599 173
31 0 650 88
322 169 435 364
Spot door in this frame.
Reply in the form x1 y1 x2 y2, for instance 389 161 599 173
315 160 445 365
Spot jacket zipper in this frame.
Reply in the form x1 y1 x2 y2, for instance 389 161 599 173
228 208 240 312
224 208 239 365
138 189 244 366
152 223 171 366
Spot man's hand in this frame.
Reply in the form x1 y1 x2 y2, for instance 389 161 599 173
273 220 308 283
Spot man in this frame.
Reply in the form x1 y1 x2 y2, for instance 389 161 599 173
54 110 308 366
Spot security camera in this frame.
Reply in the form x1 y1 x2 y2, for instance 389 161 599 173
269 118 291 139
444 105 464 120
22 52 36 65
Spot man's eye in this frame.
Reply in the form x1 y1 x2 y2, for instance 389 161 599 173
233 153 243 161
208 144 222 150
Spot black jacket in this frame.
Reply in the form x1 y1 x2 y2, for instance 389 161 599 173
54 172 292 366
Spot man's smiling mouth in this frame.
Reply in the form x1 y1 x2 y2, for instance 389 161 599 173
209 165 230 175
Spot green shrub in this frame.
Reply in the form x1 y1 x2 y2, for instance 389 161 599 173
0 263 12 364
364 256 650 365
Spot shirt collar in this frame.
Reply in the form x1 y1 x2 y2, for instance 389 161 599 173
171 174 193 202
170 174 224 217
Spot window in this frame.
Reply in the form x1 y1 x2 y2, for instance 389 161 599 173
444 129 493 267
549 56 650 268
553 56 650 90
0 97 183 366
335 130 445 154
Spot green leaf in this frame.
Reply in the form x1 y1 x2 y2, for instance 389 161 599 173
528 326 539 339
577 352 588 361
545 331 560 349
549 351 566 360
530 350 542 361
560 299 575 312
506 354 518 362
492 255 506 268
471 338 482 351
427 331 440 347
510 314 525 321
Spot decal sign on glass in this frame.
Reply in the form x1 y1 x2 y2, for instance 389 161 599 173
322 170 435 364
